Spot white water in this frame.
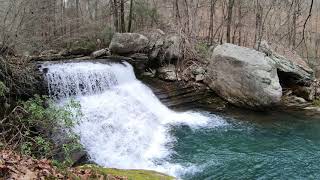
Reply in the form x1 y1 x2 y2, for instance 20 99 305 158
42 61 226 177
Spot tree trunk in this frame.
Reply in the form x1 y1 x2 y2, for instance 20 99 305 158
127 0 134 32
254 0 263 49
120 0 126 32
208 0 215 44
111 0 119 32
174 0 181 25
183 0 190 34
237 0 242 46
226 0 235 43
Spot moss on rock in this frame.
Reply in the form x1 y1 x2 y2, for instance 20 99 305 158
79 164 175 180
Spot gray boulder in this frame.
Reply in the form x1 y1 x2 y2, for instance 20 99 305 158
205 43 282 108
109 33 149 55
147 31 183 66
157 65 178 81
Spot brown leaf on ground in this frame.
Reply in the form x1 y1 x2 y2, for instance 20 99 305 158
0 150 127 180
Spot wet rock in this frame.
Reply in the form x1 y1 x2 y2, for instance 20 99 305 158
109 33 149 55
205 43 282 108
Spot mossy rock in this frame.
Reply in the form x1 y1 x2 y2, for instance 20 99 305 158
312 99 320 107
79 164 175 180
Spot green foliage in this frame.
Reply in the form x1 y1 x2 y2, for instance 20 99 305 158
17 95 83 165
80 165 175 180
312 99 320 107
0 81 8 97
195 42 210 58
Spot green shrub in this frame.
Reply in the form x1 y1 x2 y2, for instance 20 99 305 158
313 99 320 107
0 81 8 97
11 96 82 166
195 42 210 58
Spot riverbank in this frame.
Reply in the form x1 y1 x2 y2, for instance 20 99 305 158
0 150 174 180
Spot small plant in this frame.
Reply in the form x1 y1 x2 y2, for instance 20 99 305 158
1 95 83 166
22 95 83 161
0 81 8 97
312 99 320 107
195 42 210 58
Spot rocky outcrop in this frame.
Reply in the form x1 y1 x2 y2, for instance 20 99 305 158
269 53 314 86
258 41 314 86
205 43 282 108
109 33 149 55
143 77 225 110
256 40 315 101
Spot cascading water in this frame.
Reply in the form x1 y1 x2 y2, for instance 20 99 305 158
41 61 226 177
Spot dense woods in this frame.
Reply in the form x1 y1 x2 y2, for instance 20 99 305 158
1 0 319 61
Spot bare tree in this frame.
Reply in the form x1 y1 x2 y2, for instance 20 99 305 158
226 0 235 43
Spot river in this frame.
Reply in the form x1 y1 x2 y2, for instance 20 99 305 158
41 61 320 180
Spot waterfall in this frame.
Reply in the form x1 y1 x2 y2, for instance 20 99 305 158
41 61 226 177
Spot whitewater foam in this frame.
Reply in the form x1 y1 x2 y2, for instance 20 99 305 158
42 61 227 177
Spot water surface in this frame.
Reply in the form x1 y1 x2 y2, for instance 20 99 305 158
170 109 320 179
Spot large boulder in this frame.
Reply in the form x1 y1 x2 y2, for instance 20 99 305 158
145 30 183 67
109 33 149 55
205 43 282 108
257 40 315 101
